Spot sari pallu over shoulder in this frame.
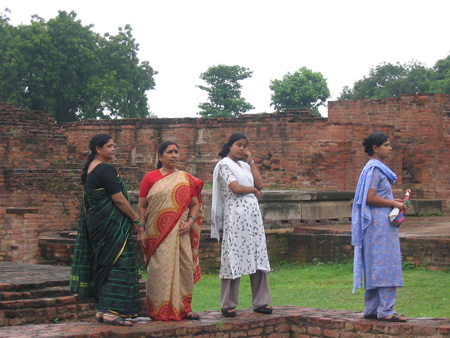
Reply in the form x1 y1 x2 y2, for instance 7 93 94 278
211 157 254 241
70 175 132 299
143 170 203 282
70 190 93 298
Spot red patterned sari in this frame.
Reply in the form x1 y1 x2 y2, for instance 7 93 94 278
142 170 203 321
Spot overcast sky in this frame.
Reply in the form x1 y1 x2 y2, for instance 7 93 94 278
3 0 449 118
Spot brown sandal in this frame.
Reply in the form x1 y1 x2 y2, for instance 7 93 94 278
96 311 105 323
254 304 273 314
185 312 200 320
378 313 407 322
363 314 377 319
222 307 236 317
103 313 133 326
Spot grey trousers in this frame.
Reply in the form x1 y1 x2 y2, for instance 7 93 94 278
220 270 272 310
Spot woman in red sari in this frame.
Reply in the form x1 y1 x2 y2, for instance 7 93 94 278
138 141 203 321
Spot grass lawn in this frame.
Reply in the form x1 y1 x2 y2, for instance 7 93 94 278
190 261 449 318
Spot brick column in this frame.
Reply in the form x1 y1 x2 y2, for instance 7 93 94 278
0 208 39 263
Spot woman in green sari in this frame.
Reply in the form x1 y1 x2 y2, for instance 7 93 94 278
70 134 143 326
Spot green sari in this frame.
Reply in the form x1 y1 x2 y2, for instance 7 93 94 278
70 175 140 317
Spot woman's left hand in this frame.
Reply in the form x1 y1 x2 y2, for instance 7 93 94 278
254 189 263 201
137 228 146 250
179 221 191 236
244 149 252 163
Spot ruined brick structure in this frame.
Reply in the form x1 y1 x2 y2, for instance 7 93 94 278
329 93 450 205
1 94 449 263
61 109 399 192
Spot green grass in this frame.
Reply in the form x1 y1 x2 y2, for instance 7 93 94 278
189 261 449 318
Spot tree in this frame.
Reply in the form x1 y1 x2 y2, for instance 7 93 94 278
269 67 330 114
339 61 433 100
197 65 254 118
429 54 450 94
0 10 157 122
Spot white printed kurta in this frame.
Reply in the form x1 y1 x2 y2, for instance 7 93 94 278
217 164 270 279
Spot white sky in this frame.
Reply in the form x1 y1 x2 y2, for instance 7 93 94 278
2 0 450 118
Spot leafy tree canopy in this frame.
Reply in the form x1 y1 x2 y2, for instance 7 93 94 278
0 9 157 122
197 64 254 118
429 54 450 94
269 67 330 114
339 55 450 100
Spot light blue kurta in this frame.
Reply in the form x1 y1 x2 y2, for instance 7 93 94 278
352 160 403 292
363 168 403 290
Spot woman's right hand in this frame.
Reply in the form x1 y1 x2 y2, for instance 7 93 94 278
393 200 406 210
179 221 191 236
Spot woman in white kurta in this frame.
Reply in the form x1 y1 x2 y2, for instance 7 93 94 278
211 133 272 318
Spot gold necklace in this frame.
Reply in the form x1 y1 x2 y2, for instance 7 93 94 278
160 168 176 176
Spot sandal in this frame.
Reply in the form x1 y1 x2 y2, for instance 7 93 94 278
96 311 105 323
221 307 236 317
378 313 407 322
185 312 200 320
363 314 377 319
253 304 272 314
103 313 133 326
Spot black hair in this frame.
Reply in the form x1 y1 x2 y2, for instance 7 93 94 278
363 132 389 156
156 141 179 169
218 133 247 158
81 134 112 184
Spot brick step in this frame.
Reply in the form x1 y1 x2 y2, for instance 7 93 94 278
39 236 76 245
0 294 78 310
39 236 76 266
59 231 78 239
0 286 72 301
0 299 95 327
0 279 146 326
0 281 146 306
0 280 69 293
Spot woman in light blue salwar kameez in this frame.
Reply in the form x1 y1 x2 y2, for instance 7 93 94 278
351 132 408 322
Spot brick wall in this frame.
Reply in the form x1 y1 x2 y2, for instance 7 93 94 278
60 110 401 193
60 94 450 209
0 104 82 261
0 106 83 224
329 94 450 211
1 94 449 262
0 208 39 263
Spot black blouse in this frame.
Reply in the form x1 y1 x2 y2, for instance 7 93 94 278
85 163 122 196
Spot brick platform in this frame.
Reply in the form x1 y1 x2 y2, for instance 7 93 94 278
0 306 448 337
1 262 449 337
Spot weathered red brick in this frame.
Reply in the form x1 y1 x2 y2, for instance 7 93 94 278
324 328 341 338
307 326 322 335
